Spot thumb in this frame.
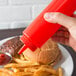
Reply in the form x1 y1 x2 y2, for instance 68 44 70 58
44 12 76 30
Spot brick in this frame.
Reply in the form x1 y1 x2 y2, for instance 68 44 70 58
0 0 8 5
10 0 51 5
10 21 31 29
10 6 32 21
0 22 10 29
32 5 47 19
0 6 31 22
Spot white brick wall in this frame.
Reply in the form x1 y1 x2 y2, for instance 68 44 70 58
10 0 51 5
0 0 51 29
0 0 76 30
0 0 8 5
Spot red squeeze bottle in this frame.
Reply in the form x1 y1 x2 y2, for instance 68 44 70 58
18 0 76 54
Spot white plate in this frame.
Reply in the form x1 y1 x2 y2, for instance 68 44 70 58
0 36 74 76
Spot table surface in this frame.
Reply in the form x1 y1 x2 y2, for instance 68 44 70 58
0 28 76 76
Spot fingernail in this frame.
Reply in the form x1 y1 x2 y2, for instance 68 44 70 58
44 13 55 20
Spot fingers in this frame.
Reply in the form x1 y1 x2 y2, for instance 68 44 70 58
69 26 76 39
44 12 76 30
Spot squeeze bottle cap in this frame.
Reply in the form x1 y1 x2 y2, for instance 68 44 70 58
18 0 76 54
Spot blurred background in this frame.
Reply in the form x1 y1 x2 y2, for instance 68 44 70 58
0 0 51 30
0 0 76 30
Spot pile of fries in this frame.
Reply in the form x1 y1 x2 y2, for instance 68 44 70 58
0 54 63 76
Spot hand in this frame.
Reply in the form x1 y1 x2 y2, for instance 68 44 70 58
44 12 76 51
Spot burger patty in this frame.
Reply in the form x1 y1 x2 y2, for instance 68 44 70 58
0 36 23 56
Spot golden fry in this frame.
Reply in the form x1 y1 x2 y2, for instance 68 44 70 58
34 68 50 76
58 68 63 76
12 72 33 76
23 55 30 61
24 68 37 73
13 57 30 64
20 54 25 60
4 63 18 68
49 75 57 76
40 65 53 69
11 68 20 73
45 68 57 75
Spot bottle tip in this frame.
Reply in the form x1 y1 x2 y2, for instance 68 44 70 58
18 45 27 55
18 51 22 55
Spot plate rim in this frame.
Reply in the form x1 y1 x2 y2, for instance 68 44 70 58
58 44 74 76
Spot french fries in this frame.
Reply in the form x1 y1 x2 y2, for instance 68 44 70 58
13 57 39 65
1 54 63 76
33 65 58 76
4 63 40 68
0 68 13 76
20 54 25 60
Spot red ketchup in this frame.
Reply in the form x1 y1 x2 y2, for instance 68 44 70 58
0 53 11 65
18 0 76 54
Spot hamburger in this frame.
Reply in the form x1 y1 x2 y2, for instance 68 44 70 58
23 38 62 66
